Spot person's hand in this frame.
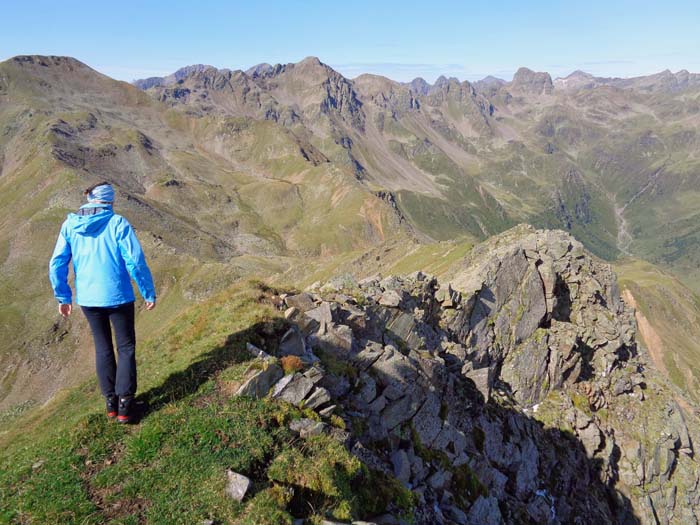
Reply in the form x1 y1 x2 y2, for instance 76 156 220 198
59 303 72 318
145 300 156 311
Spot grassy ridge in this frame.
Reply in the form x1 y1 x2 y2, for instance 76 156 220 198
616 259 700 401
0 281 412 524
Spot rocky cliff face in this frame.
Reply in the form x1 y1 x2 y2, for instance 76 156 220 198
236 226 699 524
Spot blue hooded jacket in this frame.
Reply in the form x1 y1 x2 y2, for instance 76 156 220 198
49 205 156 307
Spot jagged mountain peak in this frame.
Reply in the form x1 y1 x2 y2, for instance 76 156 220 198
245 62 273 77
407 77 430 95
133 63 218 89
251 224 698 523
510 66 554 95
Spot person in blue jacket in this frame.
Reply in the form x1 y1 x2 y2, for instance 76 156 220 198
49 182 156 423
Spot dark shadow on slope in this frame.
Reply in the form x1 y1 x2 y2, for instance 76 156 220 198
136 318 289 417
348 354 642 525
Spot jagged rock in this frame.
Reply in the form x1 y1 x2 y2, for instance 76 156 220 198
667 402 693 456
379 290 403 307
411 391 442 446
318 405 336 417
285 292 316 312
427 469 452 490
466 495 503 525
289 418 326 438
262 226 700 523
273 368 323 405
278 327 306 357
235 362 284 398
305 386 331 409
443 505 468 524
225 470 250 502
391 450 411 484
310 322 354 353
246 342 272 360
577 420 604 458
306 302 334 325
357 373 378 403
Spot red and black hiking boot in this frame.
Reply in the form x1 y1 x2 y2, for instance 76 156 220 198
117 396 134 424
106 395 118 419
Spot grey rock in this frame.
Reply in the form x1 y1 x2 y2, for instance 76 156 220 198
225 470 250 502
466 495 504 525
354 342 385 370
318 405 336 417
381 388 426 430
278 327 306 357
285 292 317 312
358 373 378 403
411 391 443 446
310 322 354 354
305 386 331 409
443 504 468 524
427 469 452 490
379 290 403 307
273 372 317 405
271 373 294 396
290 418 327 438
391 449 411 484
306 302 334 324
235 362 284 399
463 365 493 401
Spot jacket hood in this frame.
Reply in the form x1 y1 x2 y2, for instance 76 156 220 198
66 208 114 235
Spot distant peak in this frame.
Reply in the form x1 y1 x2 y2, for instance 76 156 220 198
9 55 89 70
511 67 553 95
245 63 273 77
298 56 323 67
566 70 594 78
476 75 506 85
133 64 215 89
408 77 430 95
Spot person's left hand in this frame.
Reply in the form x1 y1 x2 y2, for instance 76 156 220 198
145 300 156 311
59 303 72 318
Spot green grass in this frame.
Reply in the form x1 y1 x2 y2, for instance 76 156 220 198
0 281 414 524
616 259 700 401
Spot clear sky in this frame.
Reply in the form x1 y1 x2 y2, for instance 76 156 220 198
1 0 699 83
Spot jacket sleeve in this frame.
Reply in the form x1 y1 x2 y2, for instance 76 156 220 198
115 218 156 302
49 224 73 304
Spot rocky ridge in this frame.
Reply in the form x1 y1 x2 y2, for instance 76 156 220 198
235 226 699 524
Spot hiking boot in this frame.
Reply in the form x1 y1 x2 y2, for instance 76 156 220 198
106 395 118 419
117 396 134 424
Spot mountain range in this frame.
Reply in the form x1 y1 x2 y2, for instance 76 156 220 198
1 54 700 524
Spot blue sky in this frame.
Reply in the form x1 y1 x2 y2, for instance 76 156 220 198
1 0 699 82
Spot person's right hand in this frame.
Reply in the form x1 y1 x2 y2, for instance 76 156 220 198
145 300 156 311
59 303 72 318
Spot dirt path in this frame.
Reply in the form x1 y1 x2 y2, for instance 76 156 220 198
622 289 668 376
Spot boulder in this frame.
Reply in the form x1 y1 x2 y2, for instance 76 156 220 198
235 362 284 399
225 470 251 502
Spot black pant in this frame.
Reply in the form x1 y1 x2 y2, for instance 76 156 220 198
81 302 137 398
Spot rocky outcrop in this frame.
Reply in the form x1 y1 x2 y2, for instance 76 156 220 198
236 226 700 524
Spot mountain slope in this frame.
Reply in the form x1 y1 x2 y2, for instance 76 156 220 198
137 58 700 290
3 227 699 524
2 53 700 427
0 56 405 410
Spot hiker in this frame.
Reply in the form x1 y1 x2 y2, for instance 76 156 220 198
49 182 156 423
